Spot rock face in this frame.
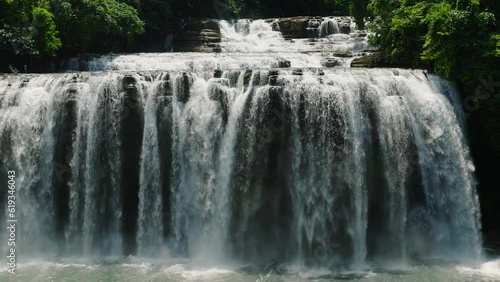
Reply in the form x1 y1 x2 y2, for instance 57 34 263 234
274 16 312 38
170 16 357 52
275 16 353 38
174 18 222 53
350 52 387 68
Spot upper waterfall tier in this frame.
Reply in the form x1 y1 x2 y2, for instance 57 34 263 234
219 18 371 53
65 17 374 72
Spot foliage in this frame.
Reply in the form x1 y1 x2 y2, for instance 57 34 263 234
368 0 500 154
248 0 349 17
52 0 144 53
1 0 38 56
0 0 144 66
350 0 370 29
32 7 62 56
0 0 61 57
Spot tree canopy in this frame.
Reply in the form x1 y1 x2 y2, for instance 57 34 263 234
368 0 500 154
0 0 144 63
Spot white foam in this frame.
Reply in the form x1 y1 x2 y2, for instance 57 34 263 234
457 259 500 278
219 18 373 54
163 264 237 280
67 52 325 72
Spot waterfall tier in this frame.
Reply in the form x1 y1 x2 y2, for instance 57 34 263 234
0 68 482 269
0 18 483 273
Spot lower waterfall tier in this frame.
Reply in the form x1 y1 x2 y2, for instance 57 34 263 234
0 68 482 269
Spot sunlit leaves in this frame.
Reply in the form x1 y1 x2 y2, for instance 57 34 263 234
32 7 62 56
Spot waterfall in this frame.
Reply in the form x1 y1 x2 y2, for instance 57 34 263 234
376 96 411 261
0 17 483 272
219 19 284 53
0 75 66 256
67 74 125 256
137 73 168 256
319 18 340 37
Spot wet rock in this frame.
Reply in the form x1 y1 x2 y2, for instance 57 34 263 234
308 19 321 29
320 19 339 37
321 58 342 68
123 74 136 90
268 70 280 86
269 75 279 86
174 19 222 52
277 16 313 38
277 58 291 68
292 69 303 76
159 81 173 96
161 73 170 81
339 23 351 34
182 18 220 31
271 21 280 31
350 52 387 68
331 51 354 58
269 70 279 76
243 70 253 87
177 73 191 103
214 69 223 78
306 18 322 38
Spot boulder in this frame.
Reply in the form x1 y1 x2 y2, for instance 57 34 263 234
321 58 342 68
277 16 313 38
271 21 280 31
339 23 351 34
214 69 223 78
277 58 291 68
308 19 321 29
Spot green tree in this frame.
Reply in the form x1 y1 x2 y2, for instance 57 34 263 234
350 0 370 29
53 0 144 53
368 0 500 154
32 6 62 56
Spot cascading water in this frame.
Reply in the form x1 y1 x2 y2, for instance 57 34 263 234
220 19 284 53
319 18 340 37
0 16 492 281
137 73 167 257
